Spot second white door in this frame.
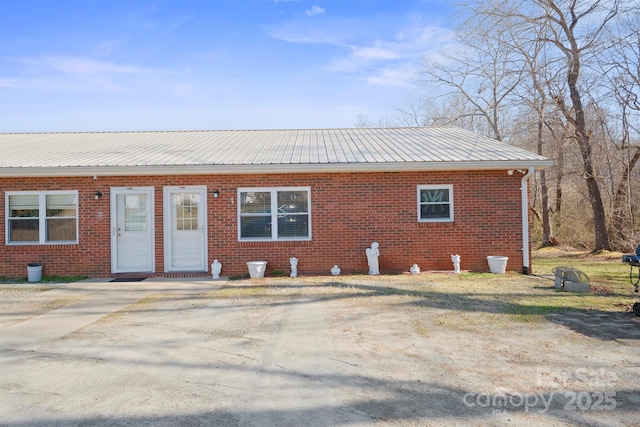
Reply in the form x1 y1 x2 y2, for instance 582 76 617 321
163 187 208 272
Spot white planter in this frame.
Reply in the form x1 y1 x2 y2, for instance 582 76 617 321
487 256 508 274
246 261 267 279
27 263 42 282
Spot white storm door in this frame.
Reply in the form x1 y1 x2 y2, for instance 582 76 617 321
111 188 155 273
164 187 207 272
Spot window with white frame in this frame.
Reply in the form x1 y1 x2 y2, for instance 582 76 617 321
6 191 78 244
238 187 310 241
418 185 453 222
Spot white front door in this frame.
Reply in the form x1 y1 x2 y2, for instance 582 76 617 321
163 187 208 272
110 187 155 273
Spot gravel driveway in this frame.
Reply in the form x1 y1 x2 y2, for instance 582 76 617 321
1 275 639 426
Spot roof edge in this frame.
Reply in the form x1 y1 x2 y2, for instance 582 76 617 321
0 160 553 178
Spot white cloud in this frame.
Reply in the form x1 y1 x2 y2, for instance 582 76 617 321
1 55 157 92
328 45 396 73
41 56 148 76
172 83 196 96
351 46 400 61
305 5 325 16
269 14 454 87
360 66 418 88
268 23 345 44
0 77 67 90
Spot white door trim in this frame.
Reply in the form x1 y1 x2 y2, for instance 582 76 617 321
163 186 208 272
110 187 155 274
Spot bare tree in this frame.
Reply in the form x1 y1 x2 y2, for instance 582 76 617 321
395 95 433 127
540 0 620 250
419 8 525 141
354 114 397 128
602 5 640 248
502 13 562 246
389 0 637 250
439 0 620 251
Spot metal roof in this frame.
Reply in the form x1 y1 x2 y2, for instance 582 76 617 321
0 127 553 177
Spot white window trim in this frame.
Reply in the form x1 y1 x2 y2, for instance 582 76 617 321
417 184 454 223
238 187 311 242
5 190 79 245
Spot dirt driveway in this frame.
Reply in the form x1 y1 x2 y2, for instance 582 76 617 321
1 275 639 426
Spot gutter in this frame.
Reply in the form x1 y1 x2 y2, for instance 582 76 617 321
0 160 554 178
521 166 535 275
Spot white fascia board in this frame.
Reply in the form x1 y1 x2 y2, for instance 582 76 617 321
0 160 554 177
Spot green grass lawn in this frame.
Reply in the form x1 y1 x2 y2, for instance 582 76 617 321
0 275 88 284
215 258 639 323
1 248 638 320
532 247 633 290
528 247 638 315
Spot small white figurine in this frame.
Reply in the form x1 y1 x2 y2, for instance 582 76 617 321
331 265 341 276
211 259 222 279
451 254 461 274
410 264 420 274
290 257 298 278
366 242 380 275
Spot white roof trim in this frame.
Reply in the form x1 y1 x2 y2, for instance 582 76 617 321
0 160 553 177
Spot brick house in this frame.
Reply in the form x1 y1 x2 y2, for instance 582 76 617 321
0 127 552 278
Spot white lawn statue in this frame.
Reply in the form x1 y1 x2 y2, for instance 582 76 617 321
366 242 380 275
410 264 420 274
211 259 222 279
331 265 341 276
451 254 461 274
290 257 298 278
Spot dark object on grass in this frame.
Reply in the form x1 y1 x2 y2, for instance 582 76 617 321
622 246 640 315
621 244 640 292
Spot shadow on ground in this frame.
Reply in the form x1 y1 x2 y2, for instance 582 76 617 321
209 280 640 342
2 279 639 426
3 366 638 427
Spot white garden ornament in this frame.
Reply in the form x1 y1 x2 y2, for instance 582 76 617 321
366 242 380 275
451 254 461 274
211 259 222 279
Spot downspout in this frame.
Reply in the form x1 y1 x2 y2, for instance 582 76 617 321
521 166 535 275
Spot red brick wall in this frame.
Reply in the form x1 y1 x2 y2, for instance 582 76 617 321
0 171 528 278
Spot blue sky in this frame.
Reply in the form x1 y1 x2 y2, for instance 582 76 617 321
0 1 457 132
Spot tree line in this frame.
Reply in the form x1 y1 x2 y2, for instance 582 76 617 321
361 0 640 252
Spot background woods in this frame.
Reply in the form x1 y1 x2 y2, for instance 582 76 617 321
363 0 640 252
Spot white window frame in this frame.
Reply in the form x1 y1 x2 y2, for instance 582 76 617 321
5 190 79 245
417 185 454 223
238 187 311 242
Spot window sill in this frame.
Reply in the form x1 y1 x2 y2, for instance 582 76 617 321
6 241 79 246
238 240 312 247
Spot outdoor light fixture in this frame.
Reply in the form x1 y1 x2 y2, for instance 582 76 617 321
507 169 526 176
94 191 103 200
213 190 220 199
